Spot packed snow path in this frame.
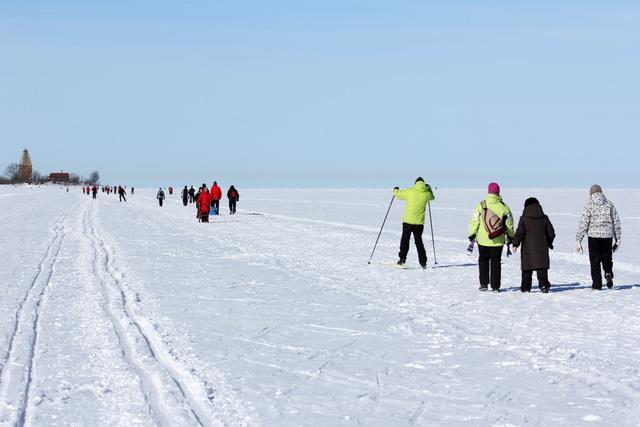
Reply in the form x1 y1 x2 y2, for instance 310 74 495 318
0 186 639 426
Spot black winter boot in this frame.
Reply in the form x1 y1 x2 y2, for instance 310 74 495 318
605 273 614 289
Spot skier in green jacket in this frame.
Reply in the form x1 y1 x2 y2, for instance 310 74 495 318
393 177 435 268
468 182 515 291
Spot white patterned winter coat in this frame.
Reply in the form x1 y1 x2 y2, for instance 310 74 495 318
576 193 622 242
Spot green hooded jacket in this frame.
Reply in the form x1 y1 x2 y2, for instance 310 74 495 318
468 194 515 247
393 181 435 225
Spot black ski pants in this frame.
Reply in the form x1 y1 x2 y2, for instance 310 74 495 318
119 194 126 202
478 245 503 290
588 237 614 289
398 223 427 266
189 194 195 203
183 197 188 206
159 199 163 207
229 200 237 214
522 269 550 292
212 199 220 213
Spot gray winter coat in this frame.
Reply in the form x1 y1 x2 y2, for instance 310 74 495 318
576 193 621 242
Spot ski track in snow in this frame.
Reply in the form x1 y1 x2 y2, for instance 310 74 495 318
82 202 231 427
0 208 71 426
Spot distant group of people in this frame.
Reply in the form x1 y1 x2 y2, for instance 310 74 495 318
152 181 240 221
394 178 622 293
185 182 239 222
83 185 130 201
82 185 98 199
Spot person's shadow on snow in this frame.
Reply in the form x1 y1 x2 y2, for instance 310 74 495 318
548 283 591 292
550 283 640 293
499 283 640 293
613 284 640 291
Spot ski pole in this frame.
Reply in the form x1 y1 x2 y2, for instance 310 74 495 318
428 201 437 264
368 196 395 264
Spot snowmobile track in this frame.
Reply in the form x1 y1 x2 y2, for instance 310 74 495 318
0 208 71 427
83 204 221 427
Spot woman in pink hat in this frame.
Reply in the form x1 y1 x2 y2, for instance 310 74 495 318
468 182 515 292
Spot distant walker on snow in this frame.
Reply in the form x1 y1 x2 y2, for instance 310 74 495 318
157 188 166 207
227 185 239 215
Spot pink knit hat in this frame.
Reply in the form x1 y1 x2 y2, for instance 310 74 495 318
488 182 500 195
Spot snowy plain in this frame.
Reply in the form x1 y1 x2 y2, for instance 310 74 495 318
0 184 639 426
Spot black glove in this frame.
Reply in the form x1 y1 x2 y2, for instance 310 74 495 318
468 234 476 242
549 244 554 250
393 187 399 191
612 243 619 253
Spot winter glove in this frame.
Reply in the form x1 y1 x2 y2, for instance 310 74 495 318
576 241 583 254
613 239 620 253
393 187 399 191
548 244 554 250
468 234 476 242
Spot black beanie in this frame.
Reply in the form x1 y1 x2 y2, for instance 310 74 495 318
524 197 539 208
415 177 424 183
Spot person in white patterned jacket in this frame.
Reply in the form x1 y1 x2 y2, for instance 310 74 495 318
576 184 622 289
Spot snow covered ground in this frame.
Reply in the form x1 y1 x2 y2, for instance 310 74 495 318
1 184 639 426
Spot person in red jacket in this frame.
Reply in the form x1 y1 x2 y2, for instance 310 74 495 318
210 181 222 215
196 184 211 222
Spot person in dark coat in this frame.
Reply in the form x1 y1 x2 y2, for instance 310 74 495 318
512 197 556 293
181 186 189 206
157 187 166 207
188 186 196 204
227 185 239 214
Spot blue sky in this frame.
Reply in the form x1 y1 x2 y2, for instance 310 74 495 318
1 1 638 187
